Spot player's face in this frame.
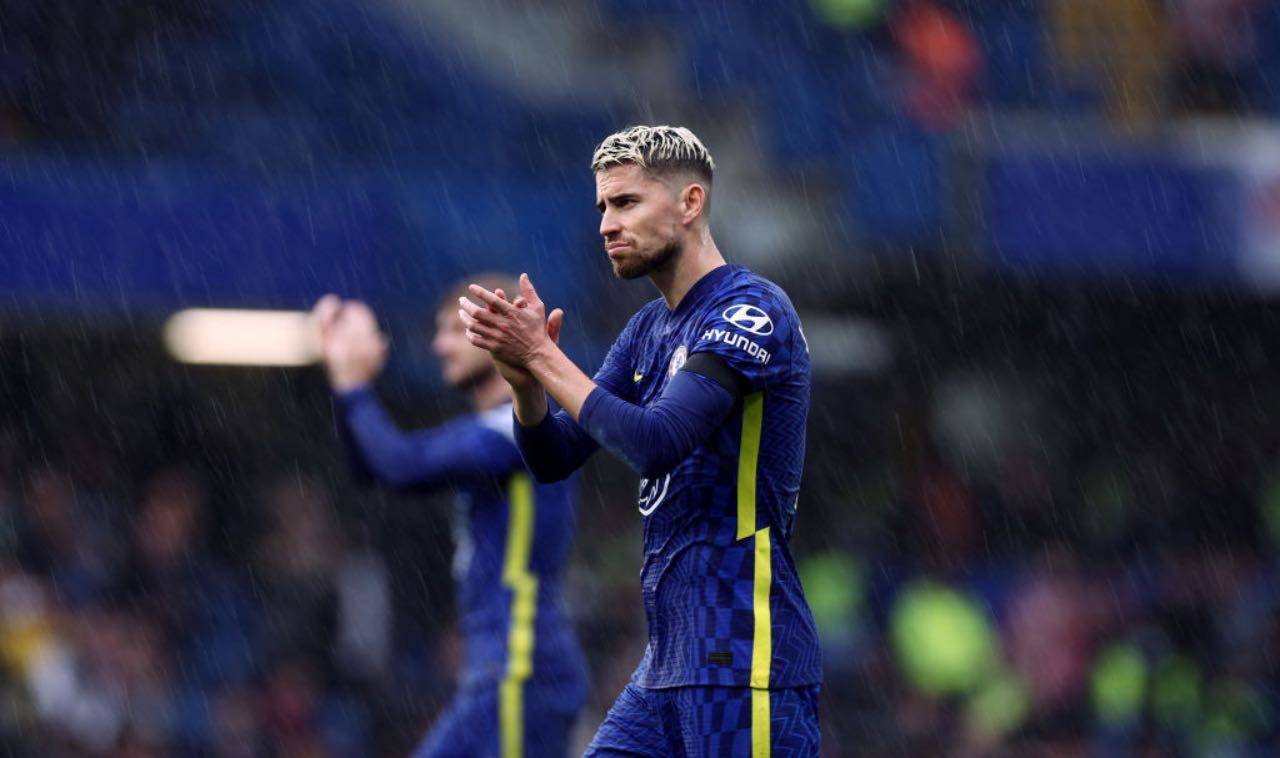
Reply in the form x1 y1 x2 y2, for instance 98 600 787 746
596 164 683 280
432 307 494 389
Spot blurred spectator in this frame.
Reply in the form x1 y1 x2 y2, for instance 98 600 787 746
889 1 982 131
1004 549 1098 735
1170 0 1266 113
255 475 342 672
21 466 115 606
1048 0 1167 128
117 468 257 702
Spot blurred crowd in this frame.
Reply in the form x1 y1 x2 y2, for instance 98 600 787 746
0 456 434 756
0 330 462 756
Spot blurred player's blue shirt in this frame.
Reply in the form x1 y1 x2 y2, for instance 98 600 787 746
591 264 822 689
335 391 587 694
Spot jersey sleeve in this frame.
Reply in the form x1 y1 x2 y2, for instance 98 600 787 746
687 284 800 392
513 308 647 481
578 369 737 478
335 388 523 490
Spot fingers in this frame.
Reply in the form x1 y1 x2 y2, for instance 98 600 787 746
468 284 514 314
457 308 503 340
312 294 343 338
313 294 342 323
458 296 504 328
546 308 564 345
518 273 541 305
465 328 500 351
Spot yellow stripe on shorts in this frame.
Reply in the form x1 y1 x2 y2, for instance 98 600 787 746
500 474 538 758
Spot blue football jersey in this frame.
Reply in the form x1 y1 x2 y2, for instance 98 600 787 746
593 264 822 689
447 406 586 690
337 393 588 696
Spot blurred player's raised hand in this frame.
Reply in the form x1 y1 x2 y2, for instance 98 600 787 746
313 298 388 391
312 294 343 344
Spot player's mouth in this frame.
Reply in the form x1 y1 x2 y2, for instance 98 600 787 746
606 242 630 257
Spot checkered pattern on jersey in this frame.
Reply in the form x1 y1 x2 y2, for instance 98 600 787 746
621 266 822 689
690 539 757 688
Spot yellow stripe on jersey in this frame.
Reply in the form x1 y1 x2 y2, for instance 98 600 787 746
739 394 772 754
737 392 765 541
751 526 773 756
500 473 538 758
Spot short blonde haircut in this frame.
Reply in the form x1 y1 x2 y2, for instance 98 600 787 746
590 125 715 182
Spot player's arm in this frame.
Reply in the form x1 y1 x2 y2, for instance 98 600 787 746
313 295 520 490
463 278 647 481
510 323 648 481
461 276 741 477
460 275 632 421
335 388 521 489
576 356 742 477
506 351 739 479
501 366 600 483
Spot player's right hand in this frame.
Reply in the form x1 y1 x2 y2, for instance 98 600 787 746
311 295 389 392
487 288 563 390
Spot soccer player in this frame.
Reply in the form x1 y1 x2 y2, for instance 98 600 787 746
312 280 587 758
459 126 821 756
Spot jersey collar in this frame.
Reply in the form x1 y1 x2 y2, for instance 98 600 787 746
671 263 736 315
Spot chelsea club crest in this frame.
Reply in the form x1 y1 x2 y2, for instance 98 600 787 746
668 345 687 377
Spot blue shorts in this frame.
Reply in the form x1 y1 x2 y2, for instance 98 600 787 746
413 677 579 758
585 684 820 757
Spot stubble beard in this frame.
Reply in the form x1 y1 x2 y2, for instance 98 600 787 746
612 238 682 281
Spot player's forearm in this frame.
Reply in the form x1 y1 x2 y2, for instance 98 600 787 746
335 387 426 489
578 370 735 479
510 380 550 427
525 344 599 421
513 408 597 482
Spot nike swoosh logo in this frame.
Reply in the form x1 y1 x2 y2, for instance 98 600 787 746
633 371 644 382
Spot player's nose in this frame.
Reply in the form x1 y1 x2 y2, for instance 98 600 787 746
599 210 621 238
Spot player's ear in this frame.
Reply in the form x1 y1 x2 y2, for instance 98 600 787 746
681 183 706 225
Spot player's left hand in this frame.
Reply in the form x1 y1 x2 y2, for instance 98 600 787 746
459 274 563 369
488 288 537 389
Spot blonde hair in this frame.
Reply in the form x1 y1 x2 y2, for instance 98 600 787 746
590 125 715 181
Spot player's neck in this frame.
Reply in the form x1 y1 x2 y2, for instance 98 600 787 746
469 372 512 412
654 233 725 310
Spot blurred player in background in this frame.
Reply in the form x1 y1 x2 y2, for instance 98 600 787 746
312 278 587 758
460 126 821 756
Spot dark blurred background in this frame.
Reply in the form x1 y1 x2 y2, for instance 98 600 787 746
4 0 1280 755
